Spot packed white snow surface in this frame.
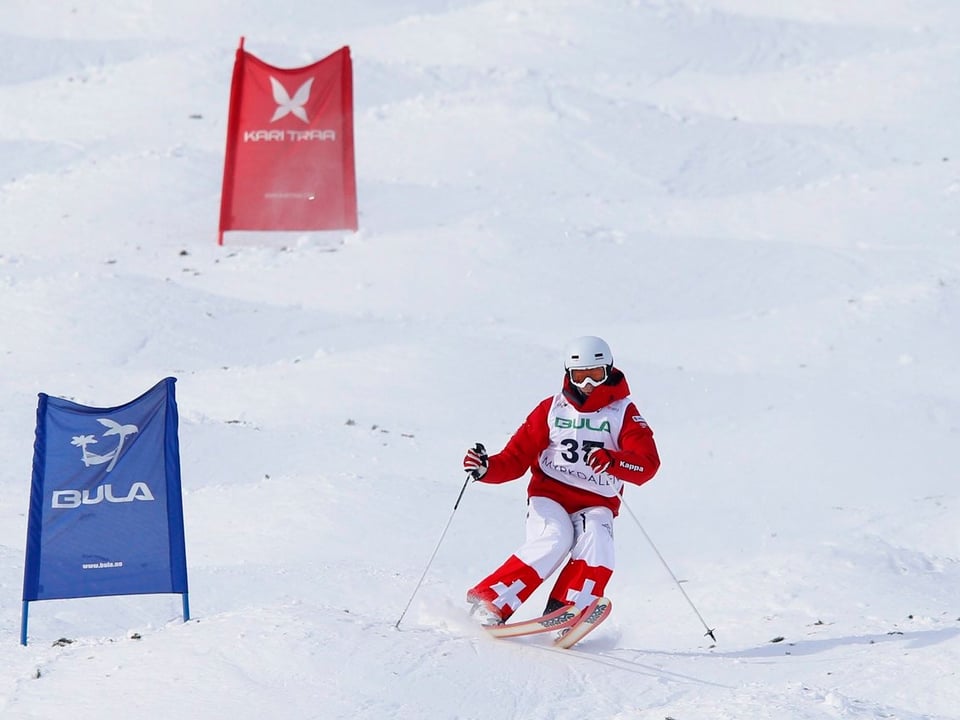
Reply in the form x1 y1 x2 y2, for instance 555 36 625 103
1 1 958 718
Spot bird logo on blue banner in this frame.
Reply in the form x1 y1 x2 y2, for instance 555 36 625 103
72 418 139 471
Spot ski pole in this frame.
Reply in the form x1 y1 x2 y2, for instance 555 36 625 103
621 497 717 642
394 471 472 630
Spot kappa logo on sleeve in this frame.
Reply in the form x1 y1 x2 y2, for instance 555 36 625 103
632 415 649 427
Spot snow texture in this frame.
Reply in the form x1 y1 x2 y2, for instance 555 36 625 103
1 1 959 718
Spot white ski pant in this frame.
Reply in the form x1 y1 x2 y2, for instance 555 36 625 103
517 496 615 579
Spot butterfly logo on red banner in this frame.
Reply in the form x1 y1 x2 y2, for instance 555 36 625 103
270 77 313 122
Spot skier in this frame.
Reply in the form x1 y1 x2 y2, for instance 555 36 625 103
463 336 660 626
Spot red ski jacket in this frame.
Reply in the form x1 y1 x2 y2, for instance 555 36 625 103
478 369 660 515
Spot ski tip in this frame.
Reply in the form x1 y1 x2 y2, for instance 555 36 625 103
589 596 612 613
552 596 613 649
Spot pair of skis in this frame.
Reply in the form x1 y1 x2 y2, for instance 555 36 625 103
484 596 612 649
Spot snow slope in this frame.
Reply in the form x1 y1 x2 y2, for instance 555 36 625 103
1 1 959 718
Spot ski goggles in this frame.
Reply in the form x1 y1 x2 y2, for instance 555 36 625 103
568 365 608 388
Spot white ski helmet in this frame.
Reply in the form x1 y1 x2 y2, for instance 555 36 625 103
563 336 613 370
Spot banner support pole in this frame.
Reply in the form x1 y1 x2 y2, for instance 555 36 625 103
182 593 191 622
20 601 29 646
